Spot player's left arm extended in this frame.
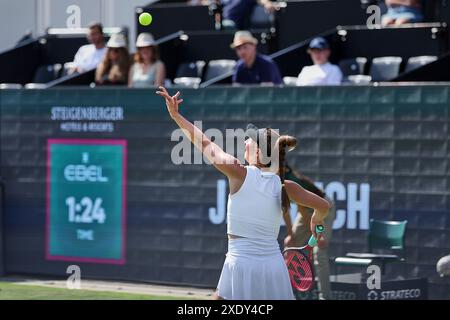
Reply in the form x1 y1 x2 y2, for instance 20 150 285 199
285 180 331 237
285 180 330 218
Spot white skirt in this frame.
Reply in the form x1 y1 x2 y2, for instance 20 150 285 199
216 237 295 300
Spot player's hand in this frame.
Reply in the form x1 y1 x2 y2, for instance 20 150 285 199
156 86 183 118
310 212 324 241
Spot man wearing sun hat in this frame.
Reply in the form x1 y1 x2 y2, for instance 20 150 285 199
231 30 282 85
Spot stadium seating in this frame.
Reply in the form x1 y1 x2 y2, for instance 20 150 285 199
0 83 22 89
339 57 368 79
32 64 62 83
369 56 403 81
334 219 407 276
61 62 76 77
175 61 206 79
404 55 438 73
282 76 298 86
346 74 372 85
203 59 236 83
173 77 201 88
24 83 47 89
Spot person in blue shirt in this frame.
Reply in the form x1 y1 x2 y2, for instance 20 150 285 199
230 31 282 85
222 0 279 30
382 0 424 25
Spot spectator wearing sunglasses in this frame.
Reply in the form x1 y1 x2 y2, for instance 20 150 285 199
95 33 131 85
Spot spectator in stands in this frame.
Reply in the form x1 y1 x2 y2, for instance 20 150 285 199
382 0 424 25
221 0 281 30
128 33 166 88
231 31 282 85
296 37 343 86
70 22 107 74
95 34 131 86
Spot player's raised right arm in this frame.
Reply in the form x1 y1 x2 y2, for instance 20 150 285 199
156 86 246 180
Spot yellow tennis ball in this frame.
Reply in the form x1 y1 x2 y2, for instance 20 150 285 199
139 12 152 26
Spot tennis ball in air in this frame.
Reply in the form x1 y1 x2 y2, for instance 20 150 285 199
139 12 152 26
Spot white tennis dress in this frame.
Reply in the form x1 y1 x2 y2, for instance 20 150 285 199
216 165 295 300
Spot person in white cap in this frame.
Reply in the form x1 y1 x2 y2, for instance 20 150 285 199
231 31 282 85
70 22 107 74
95 33 131 85
128 33 166 88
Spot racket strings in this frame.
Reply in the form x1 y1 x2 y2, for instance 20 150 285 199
284 251 314 292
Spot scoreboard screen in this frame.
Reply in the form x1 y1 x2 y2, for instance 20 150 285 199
46 139 127 264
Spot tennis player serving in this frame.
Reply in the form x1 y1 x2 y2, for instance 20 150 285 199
156 86 330 300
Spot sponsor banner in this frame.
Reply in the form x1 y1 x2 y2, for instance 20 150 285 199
362 278 428 300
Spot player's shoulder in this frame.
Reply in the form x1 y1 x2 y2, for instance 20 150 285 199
245 165 269 180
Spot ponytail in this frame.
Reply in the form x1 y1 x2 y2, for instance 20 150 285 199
277 135 297 215
257 128 297 215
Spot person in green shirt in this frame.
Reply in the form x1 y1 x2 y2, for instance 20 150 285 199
284 163 336 300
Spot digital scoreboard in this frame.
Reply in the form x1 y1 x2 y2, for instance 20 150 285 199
46 139 127 264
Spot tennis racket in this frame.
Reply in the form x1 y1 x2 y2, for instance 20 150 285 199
283 225 325 293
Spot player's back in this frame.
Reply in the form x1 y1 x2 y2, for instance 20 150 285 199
227 165 283 240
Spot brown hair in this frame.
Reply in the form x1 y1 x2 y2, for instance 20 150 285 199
88 22 103 34
285 164 326 198
277 135 297 215
96 47 131 84
258 129 297 215
134 45 159 64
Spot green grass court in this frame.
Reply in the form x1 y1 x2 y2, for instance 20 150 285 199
0 282 192 300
